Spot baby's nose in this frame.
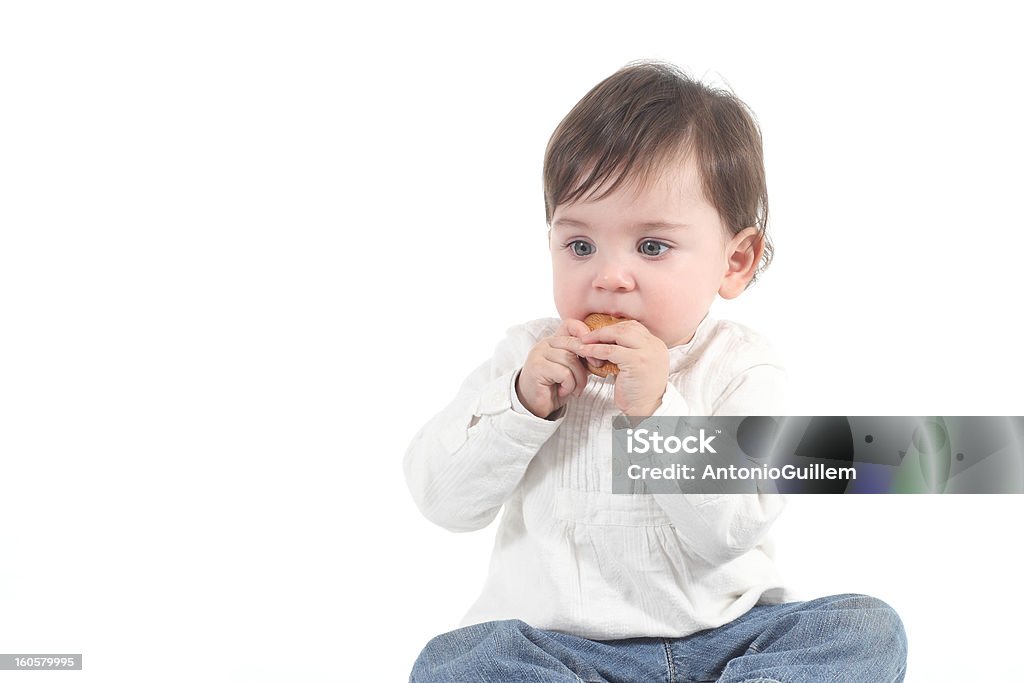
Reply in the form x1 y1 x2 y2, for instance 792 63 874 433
592 262 635 291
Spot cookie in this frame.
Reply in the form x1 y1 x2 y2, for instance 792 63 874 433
582 313 628 377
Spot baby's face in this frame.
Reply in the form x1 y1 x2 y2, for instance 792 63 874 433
549 155 735 348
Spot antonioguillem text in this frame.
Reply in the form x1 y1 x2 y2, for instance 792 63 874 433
626 463 858 481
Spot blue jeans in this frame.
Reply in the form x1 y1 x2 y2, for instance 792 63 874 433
410 593 906 682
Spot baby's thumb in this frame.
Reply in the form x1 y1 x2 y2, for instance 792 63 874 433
559 318 591 339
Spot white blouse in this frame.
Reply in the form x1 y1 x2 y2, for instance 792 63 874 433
403 315 791 640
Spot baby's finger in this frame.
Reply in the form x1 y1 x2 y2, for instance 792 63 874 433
548 335 587 356
565 351 591 397
580 320 648 348
541 345 589 397
550 336 618 365
574 342 625 366
561 318 591 339
549 337 602 381
554 318 588 338
541 358 579 398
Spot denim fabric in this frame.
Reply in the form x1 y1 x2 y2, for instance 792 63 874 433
410 593 907 682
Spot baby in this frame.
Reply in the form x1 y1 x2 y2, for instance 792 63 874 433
405 61 907 682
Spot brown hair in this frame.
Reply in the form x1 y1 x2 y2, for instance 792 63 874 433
543 60 773 284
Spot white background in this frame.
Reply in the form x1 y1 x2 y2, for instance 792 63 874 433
2 2 1022 681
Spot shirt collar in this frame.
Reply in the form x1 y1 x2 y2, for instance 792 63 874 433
667 313 714 374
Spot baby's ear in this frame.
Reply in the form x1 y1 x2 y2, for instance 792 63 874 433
719 227 764 299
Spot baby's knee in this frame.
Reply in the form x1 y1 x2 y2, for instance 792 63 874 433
829 593 908 666
411 620 534 675
839 594 905 636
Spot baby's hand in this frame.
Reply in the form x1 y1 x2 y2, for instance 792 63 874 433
516 319 591 419
575 320 669 416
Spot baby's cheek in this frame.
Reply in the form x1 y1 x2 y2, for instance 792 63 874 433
551 296 586 323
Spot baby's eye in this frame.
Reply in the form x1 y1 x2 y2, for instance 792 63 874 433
569 240 595 257
639 240 669 257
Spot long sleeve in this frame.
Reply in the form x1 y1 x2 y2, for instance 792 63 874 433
649 362 788 566
403 320 563 532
